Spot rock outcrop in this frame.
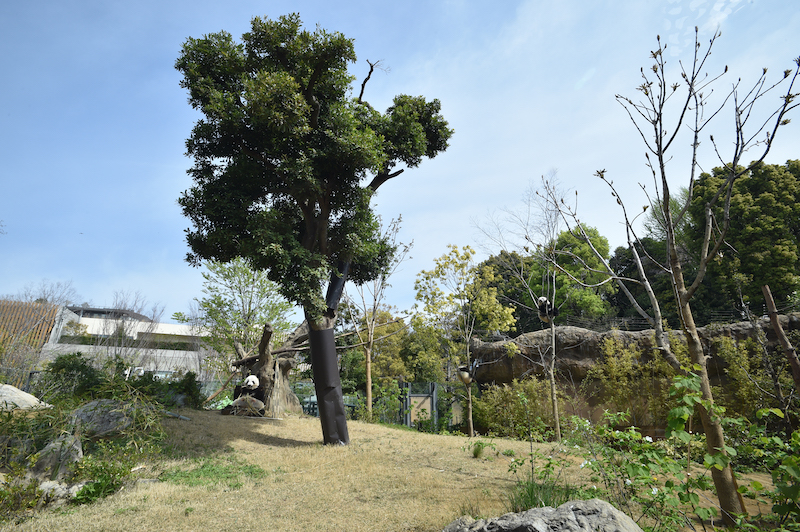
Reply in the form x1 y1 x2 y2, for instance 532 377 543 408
0 384 51 410
70 399 134 437
26 434 83 483
443 499 643 532
471 313 800 385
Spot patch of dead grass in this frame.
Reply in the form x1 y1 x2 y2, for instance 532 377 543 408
2 410 777 532
4 411 543 532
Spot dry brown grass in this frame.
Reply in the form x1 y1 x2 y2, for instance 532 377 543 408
4 410 554 532
3 410 777 532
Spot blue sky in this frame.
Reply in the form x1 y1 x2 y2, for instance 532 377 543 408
1 0 798 321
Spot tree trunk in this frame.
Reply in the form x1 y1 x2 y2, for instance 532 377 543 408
762 285 800 393
308 324 349 445
365 345 373 418
677 285 744 525
548 320 561 442
232 324 302 417
465 383 474 437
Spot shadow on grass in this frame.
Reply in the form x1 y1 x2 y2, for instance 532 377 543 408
160 409 322 460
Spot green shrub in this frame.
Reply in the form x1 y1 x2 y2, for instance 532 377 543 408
0 474 41 525
472 377 558 441
354 380 404 425
129 371 205 409
40 352 105 401
581 333 676 427
506 450 589 512
464 439 495 459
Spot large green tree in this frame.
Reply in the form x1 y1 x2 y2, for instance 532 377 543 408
550 226 615 319
176 14 452 444
687 160 800 305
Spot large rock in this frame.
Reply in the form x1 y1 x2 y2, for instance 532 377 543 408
0 384 50 410
471 313 800 385
26 434 83 483
443 499 643 532
70 399 134 437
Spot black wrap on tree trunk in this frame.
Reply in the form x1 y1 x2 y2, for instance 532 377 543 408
309 327 350 445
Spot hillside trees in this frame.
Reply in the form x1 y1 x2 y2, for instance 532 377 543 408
687 160 800 306
480 226 615 329
175 14 452 444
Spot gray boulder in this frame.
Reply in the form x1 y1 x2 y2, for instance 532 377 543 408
71 399 133 437
443 499 643 532
0 384 50 410
27 434 83 483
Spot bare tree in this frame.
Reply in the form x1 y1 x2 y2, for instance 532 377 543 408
70 291 166 372
344 217 412 418
12 279 81 307
547 30 798 524
477 174 565 441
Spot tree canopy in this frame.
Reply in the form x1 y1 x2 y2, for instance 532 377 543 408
687 160 800 305
173 257 296 358
175 13 453 320
176 13 452 444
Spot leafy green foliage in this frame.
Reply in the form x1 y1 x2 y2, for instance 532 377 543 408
568 410 719 531
0 370 169 522
43 352 104 400
687 161 800 306
175 13 452 319
173 257 296 359
582 334 677 427
551 226 616 318
36 353 206 410
414 245 515 369
0 476 41 525
464 439 495 459
472 378 558 441
72 440 138 504
351 379 405 425
482 226 615 332
128 371 206 409
506 451 590 512
771 429 800 525
480 251 542 334
399 315 448 384
338 303 410 387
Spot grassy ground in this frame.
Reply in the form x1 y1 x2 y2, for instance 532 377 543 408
2 409 777 532
3 410 556 532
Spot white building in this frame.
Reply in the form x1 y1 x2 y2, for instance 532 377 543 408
0 301 212 380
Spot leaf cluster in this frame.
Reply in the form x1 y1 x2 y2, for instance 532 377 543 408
175 14 452 317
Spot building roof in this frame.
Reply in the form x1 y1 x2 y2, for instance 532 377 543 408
0 300 61 351
66 305 154 323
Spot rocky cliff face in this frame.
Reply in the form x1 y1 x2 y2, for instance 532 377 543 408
470 313 800 386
